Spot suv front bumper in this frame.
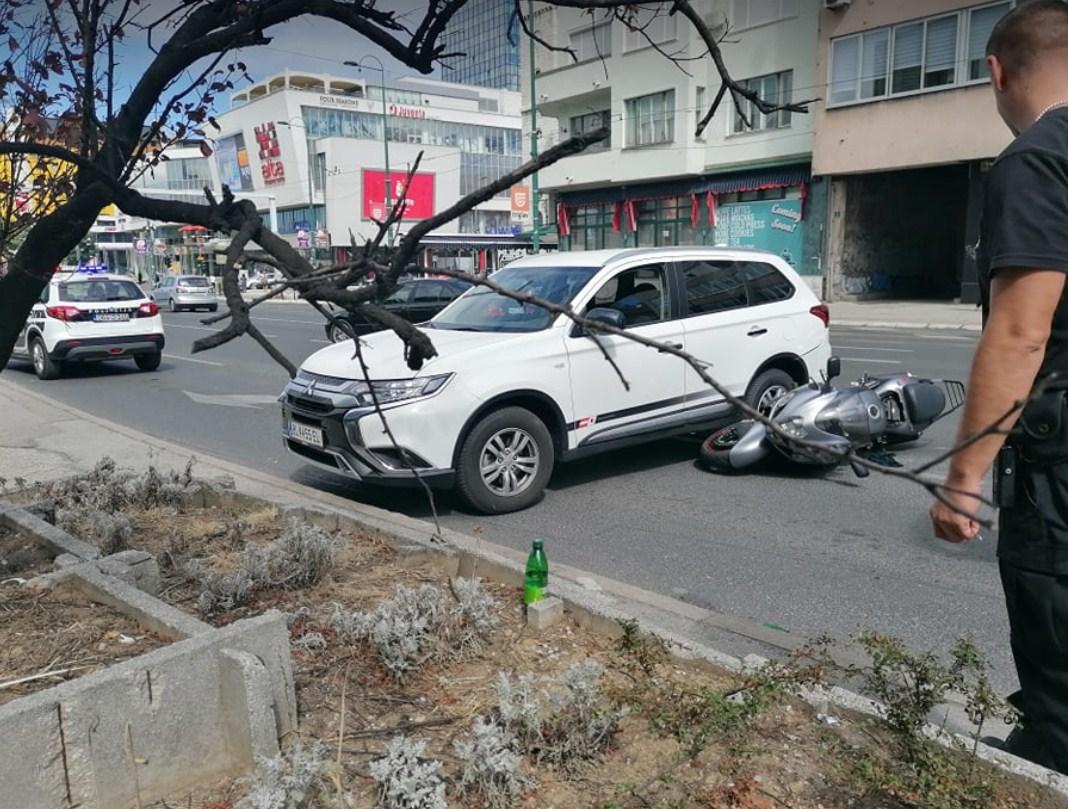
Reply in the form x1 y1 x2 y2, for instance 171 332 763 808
52 334 165 362
279 380 455 488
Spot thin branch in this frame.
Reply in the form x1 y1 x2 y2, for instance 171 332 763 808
514 0 577 61
351 337 444 542
428 269 995 524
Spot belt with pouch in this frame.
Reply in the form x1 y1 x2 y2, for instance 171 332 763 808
1014 382 1068 465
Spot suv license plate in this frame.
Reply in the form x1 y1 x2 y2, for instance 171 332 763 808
289 421 324 448
95 313 129 322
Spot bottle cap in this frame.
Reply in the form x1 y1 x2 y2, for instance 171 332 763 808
532 539 544 549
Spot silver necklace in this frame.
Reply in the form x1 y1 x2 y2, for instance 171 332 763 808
1037 99 1068 122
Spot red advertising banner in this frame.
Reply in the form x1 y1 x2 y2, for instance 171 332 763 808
362 170 435 221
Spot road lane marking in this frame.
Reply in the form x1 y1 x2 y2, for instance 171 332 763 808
163 323 277 337
183 391 279 408
839 357 903 364
833 346 912 353
245 315 324 325
163 353 224 367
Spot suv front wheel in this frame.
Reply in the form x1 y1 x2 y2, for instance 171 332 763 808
456 407 554 514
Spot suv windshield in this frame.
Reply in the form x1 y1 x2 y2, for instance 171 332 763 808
178 276 211 287
432 266 599 333
59 279 144 302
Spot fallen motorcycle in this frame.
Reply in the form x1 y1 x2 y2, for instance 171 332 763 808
699 357 965 475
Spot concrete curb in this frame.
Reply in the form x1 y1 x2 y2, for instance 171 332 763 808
835 318 982 332
3 381 1066 798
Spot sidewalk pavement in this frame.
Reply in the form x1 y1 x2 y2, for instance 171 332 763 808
831 300 982 331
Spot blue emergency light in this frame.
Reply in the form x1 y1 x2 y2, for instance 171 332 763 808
76 262 108 274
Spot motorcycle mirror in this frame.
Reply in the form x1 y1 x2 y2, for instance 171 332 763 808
827 356 842 381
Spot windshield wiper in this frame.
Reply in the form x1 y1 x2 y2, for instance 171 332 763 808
437 325 484 332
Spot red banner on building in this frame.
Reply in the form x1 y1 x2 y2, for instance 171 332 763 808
362 170 435 221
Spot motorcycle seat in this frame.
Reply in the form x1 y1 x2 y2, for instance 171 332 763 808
903 382 946 426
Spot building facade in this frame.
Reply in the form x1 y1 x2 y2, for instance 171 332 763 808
524 0 824 292
813 0 1015 302
214 70 525 269
443 0 521 91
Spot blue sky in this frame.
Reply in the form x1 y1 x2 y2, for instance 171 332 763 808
110 1 447 115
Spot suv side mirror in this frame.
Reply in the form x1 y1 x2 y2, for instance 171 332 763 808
584 307 626 334
826 355 841 381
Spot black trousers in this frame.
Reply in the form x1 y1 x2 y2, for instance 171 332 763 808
1000 560 1068 774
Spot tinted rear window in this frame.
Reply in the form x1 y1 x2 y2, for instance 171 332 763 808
59 279 144 302
743 262 795 304
680 260 748 315
179 277 211 287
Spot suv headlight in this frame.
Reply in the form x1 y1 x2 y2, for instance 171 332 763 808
344 374 452 406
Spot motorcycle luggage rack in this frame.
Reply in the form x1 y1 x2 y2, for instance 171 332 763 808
942 380 967 418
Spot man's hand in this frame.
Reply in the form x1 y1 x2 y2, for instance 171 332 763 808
930 479 984 543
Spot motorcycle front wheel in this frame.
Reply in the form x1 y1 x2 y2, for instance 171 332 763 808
699 421 757 473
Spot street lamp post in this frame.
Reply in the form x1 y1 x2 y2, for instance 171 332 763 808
527 0 542 253
344 56 393 248
277 118 323 262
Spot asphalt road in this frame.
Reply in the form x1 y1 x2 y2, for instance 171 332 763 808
3 304 1012 692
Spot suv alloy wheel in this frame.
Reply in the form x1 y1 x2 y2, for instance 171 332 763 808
456 406 554 514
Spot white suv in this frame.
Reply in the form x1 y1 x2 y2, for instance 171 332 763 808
11 271 165 380
281 247 831 513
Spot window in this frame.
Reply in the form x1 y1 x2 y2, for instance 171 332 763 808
892 23 923 93
570 20 612 62
59 279 143 302
733 70 793 133
681 261 748 315
384 285 413 306
623 7 677 51
569 110 611 150
742 262 795 304
828 2 1014 107
969 3 1010 80
435 265 599 333
625 90 675 147
924 15 958 88
587 265 669 328
695 86 706 139
731 0 799 30
412 282 444 304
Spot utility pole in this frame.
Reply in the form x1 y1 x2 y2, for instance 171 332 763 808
528 0 541 253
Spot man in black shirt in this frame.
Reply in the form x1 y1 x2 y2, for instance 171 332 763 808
930 1 1068 775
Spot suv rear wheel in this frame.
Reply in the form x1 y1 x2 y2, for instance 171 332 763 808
456 407 554 514
30 338 61 380
135 352 162 372
745 368 796 417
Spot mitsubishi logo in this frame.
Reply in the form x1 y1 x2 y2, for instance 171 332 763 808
305 379 318 397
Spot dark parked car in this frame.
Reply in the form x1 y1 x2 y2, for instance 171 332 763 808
324 278 472 342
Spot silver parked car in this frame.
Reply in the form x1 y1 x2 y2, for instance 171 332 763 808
153 275 219 312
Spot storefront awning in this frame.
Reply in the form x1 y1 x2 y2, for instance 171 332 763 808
558 163 811 207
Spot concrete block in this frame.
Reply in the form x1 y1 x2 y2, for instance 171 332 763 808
526 596 564 630
220 649 282 768
0 612 295 809
68 563 211 640
0 507 99 561
96 549 160 596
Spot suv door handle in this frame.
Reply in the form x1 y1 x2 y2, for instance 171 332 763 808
658 342 683 353
747 327 768 337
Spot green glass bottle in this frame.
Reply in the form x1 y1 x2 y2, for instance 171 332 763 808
524 539 548 605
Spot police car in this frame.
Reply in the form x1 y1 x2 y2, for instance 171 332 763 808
11 267 165 380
